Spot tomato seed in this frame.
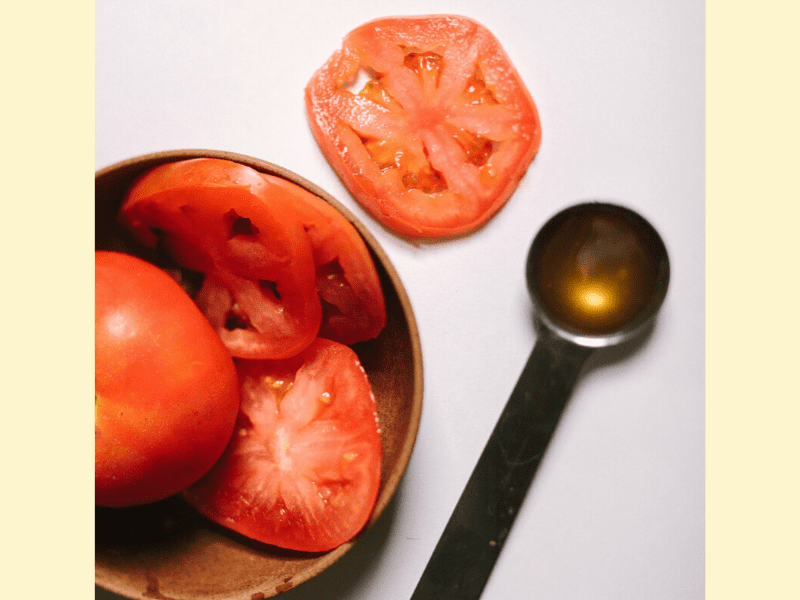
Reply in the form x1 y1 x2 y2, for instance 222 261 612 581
452 128 496 167
358 77 401 110
403 51 444 89
402 168 446 194
462 68 499 105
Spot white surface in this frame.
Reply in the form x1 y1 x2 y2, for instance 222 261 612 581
96 1 704 599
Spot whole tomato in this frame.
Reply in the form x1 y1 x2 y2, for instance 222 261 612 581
95 251 240 507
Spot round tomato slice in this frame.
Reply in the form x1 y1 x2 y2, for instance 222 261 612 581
120 158 322 360
183 339 383 552
258 172 386 345
305 15 542 238
95 251 240 507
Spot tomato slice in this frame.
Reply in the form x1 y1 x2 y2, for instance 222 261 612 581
183 339 383 552
305 15 542 238
120 159 322 360
257 172 386 345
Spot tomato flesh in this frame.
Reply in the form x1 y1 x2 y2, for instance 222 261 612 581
95 251 240 507
183 339 382 552
305 15 542 238
120 159 322 360
256 172 387 345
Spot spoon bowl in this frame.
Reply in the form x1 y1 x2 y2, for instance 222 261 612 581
526 202 670 347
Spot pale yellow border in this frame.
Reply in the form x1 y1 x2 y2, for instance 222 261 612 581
4 1 94 598
707 0 799 598
8 1 797 598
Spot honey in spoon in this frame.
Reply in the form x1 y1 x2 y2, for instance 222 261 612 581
527 203 668 340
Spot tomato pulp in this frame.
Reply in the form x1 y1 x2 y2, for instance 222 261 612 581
120 159 323 360
256 172 387 345
95 251 240 507
306 15 542 238
184 339 383 552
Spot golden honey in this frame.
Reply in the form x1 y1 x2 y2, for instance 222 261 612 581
529 205 665 336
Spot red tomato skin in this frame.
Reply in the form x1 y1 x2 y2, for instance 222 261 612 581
119 159 322 360
183 339 382 552
95 251 240 507
305 15 542 238
257 172 387 345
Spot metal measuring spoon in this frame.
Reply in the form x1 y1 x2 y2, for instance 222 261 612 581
410 202 670 600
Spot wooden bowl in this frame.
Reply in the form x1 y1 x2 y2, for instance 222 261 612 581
95 149 424 599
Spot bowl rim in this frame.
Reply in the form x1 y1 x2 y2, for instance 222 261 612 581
95 148 424 599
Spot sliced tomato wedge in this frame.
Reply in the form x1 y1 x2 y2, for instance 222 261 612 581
183 339 383 552
305 15 542 238
257 172 386 345
119 158 322 360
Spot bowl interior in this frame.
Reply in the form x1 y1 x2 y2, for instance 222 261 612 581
95 149 423 600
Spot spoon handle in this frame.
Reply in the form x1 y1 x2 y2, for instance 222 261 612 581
409 328 593 600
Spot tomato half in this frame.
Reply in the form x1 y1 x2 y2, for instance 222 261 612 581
119 159 322 360
183 339 383 552
95 251 240 507
257 172 386 345
305 15 542 238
